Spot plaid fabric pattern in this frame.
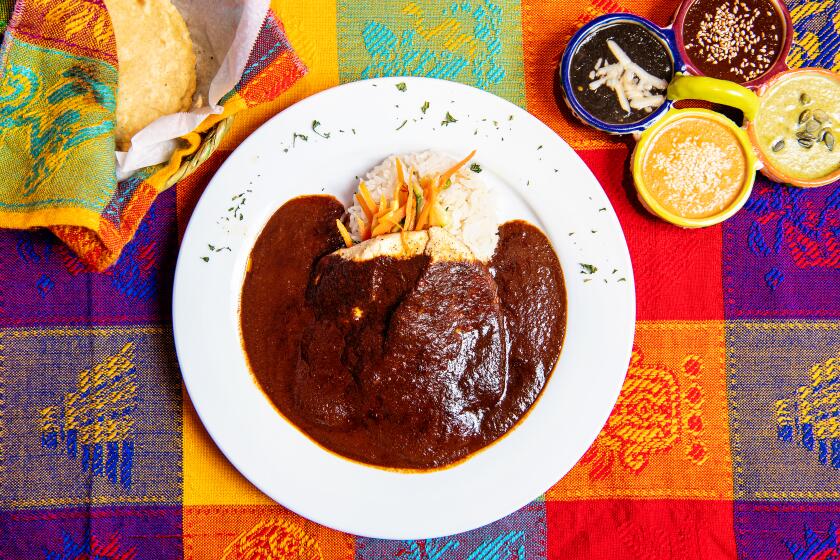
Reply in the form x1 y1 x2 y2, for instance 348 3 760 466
1 0 839 557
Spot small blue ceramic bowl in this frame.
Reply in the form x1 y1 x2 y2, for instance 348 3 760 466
560 13 685 135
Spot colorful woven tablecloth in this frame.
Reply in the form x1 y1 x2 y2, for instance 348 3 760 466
2 0 839 558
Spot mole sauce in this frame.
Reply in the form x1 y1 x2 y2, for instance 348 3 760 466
240 196 567 469
682 0 783 83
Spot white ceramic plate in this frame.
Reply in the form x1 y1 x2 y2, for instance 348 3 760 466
173 77 635 539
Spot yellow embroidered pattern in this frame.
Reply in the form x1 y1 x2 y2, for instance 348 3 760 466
774 351 840 468
38 342 138 488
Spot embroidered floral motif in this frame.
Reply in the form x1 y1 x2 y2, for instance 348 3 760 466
785 522 840 560
38 343 138 488
581 348 708 479
360 1 507 90
221 518 322 560
744 183 840 289
44 529 136 560
774 351 840 468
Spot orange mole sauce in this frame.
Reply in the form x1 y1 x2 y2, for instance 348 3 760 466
240 195 566 469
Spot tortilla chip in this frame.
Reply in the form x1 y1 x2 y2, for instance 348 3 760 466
106 0 197 150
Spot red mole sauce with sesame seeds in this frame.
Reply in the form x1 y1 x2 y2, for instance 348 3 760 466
240 196 566 470
682 0 784 83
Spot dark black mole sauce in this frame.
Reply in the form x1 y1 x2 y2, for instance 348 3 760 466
240 195 566 469
568 21 673 125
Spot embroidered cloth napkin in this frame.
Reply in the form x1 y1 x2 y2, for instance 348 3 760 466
0 0 305 270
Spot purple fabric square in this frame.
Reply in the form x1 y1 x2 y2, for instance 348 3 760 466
0 189 177 328
735 502 840 560
0 506 182 560
723 178 840 319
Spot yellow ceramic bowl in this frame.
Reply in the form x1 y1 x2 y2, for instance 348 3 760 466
632 108 758 228
668 71 840 188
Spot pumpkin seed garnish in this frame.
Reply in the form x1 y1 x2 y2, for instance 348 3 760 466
800 93 811 105
799 110 812 124
796 130 816 141
798 138 815 149
805 119 821 133
772 139 785 152
813 109 829 123
825 131 835 151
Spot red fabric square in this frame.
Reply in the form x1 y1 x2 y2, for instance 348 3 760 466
578 148 724 320
546 499 735 559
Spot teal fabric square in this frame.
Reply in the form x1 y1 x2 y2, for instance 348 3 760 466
337 0 526 107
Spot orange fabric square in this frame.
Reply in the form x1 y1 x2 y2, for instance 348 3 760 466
547 321 733 500
184 505 355 560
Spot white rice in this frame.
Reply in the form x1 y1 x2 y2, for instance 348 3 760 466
347 151 499 261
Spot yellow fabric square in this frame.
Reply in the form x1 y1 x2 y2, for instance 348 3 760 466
182 388 274 506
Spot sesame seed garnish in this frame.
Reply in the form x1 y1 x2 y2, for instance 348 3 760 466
685 0 781 82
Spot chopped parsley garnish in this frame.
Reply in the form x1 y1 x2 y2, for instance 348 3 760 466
508 114 514 120
599 207 606 212
421 101 429 113
396 82 407 91
470 163 482 173
292 132 308 146
311 120 330 138
200 256 209 262
396 120 408 131
618 277 627 282
441 112 457 126
579 263 598 274
537 145 543 150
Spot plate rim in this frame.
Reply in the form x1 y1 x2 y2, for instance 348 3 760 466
173 75 636 539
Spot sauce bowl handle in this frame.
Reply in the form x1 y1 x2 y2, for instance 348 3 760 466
666 74 760 121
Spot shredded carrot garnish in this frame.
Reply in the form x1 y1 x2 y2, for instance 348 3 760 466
355 194 373 222
355 214 371 240
440 149 476 185
394 158 405 201
414 176 438 230
404 182 416 231
348 150 475 240
372 220 396 237
358 181 377 216
378 206 406 226
336 219 353 247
